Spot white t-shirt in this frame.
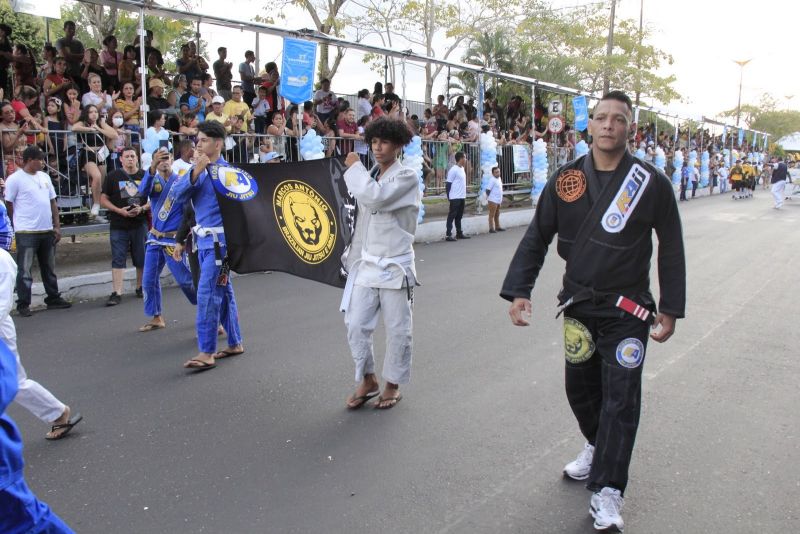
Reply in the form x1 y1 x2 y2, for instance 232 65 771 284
487 176 503 204
357 98 372 121
314 89 337 115
446 165 467 200
171 158 193 177
4 169 57 231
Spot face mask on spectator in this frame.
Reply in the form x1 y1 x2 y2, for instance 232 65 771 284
113 116 124 127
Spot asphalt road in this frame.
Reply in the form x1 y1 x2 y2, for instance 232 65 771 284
8 190 800 534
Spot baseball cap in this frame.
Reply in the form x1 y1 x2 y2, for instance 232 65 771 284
212 95 225 105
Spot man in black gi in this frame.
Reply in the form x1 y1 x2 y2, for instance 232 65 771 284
501 91 685 532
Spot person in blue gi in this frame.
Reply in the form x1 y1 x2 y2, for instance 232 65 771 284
137 148 198 332
1 339 74 533
171 121 244 371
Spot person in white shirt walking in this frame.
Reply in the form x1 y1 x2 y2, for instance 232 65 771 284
0 247 82 440
445 151 469 241
4 146 71 317
486 166 506 233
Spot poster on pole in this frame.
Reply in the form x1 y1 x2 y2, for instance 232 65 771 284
280 38 317 105
572 96 589 131
513 145 531 173
737 128 744 146
477 74 485 122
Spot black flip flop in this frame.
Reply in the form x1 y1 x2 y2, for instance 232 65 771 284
214 348 245 359
346 390 380 410
184 359 217 372
46 413 83 441
374 393 403 410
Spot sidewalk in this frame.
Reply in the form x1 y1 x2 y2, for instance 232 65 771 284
26 184 723 308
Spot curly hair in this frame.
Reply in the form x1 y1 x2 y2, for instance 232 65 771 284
364 117 413 147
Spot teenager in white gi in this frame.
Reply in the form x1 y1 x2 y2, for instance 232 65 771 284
341 118 420 410
0 248 82 440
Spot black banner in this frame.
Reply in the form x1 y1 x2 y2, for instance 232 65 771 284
215 157 355 288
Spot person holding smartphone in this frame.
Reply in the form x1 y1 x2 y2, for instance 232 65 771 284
100 146 149 306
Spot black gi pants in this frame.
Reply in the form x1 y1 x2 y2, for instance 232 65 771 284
446 199 465 236
564 312 649 495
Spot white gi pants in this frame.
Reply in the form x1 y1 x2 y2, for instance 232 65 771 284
2 315 65 423
772 180 786 208
344 284 413 385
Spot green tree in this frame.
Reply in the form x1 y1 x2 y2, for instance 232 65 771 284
56 3 197 70
0 1 45 57
264 0 352 82
514 2 679 106
461 30 514 96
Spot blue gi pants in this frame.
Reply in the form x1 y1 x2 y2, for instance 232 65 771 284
196 248 241 354
0 478 73 534
142 244 197 317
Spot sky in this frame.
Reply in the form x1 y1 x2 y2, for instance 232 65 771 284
187 0 797 124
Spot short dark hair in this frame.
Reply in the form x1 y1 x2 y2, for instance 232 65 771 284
265 61 277 73
245 50 254 57
121 146 138 157
63 21 75 30
22 145 44 163
454 151 465 163
320 78 330 84
491 166 500 173
599 90 633 115
218 46 227 54
198 120 227 140
358 89 369 98
363 117 413 147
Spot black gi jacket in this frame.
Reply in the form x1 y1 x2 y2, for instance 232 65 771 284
501 151 686 319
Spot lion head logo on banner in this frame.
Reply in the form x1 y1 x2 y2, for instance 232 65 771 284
274 180 337 264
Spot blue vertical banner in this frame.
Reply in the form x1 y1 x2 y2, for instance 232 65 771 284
477 73 484 121
763 134 768 150
722 125 727 144
572 95 589 131
280 38 317 105
737 128 744 146
753 132 758 148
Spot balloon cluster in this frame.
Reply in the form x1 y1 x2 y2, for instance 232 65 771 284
574 140 589 158
478 132 498 210
700 151 710 187
402 135 426 223
654 146 666 172
299 130 325 160
532 139 548 200
687 150 697 185
671 149 683 185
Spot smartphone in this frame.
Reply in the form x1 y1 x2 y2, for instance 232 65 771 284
158 139 169 151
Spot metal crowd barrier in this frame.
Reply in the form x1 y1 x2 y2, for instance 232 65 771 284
1 125 574 224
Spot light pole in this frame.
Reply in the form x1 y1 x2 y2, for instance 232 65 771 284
734 59 751 126
603 0 617 94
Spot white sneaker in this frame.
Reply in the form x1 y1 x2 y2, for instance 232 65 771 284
90 203 100 217
590 487 624 531
563 442 594 481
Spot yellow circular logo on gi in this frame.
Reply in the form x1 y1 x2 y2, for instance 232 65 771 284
273 180 337 265
564 318 595 364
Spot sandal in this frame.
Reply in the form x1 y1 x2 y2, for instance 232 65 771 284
138 322 165 332
183 358 216 371
46 413 83 441
346 389 380 410
374 393 403 410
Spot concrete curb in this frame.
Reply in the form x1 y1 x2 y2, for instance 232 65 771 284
30 208 536 308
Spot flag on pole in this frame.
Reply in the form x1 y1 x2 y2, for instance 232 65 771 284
737 128 744 146
215 158 355 288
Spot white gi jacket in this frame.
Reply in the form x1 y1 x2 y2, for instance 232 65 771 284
343 159 421 290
